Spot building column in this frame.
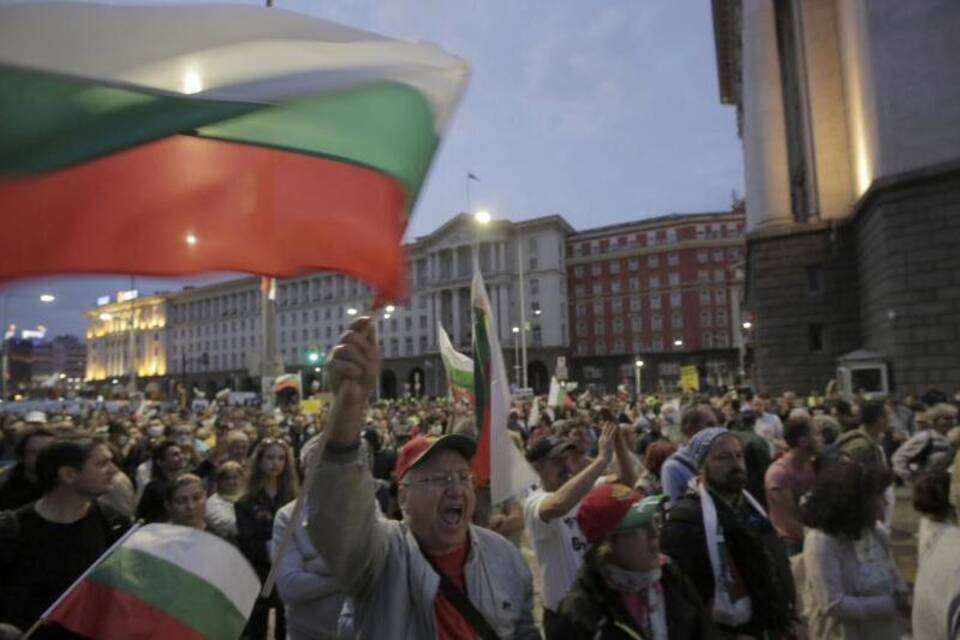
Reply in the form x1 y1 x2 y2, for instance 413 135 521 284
451 288 461 347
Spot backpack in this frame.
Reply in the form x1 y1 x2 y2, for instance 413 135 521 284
817 429 869 470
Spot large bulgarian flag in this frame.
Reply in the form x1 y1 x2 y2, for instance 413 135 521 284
437 322 475 406
471 270 538 505
43 523 260 640
0 3 469 301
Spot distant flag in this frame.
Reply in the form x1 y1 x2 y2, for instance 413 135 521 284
547 376 575 411
273 373 301 395
260 277 277 302
437 323 475 406
467 172 480 181
42 524 260 640
471 270 538 504
527 397 541 429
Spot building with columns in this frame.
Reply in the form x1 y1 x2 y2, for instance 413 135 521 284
85 293 168 382
712 0 960 394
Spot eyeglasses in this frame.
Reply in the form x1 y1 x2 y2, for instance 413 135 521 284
403 470 474 489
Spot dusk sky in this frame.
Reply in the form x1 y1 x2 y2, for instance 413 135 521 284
1 0 744 338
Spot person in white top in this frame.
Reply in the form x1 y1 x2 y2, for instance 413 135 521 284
523 424 621 639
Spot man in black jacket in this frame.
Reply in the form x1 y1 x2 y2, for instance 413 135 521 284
661 427 795 639
556 484 712 640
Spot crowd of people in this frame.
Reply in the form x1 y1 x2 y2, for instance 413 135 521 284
0 317 959 639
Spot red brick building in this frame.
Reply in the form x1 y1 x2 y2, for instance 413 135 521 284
566 208 746 392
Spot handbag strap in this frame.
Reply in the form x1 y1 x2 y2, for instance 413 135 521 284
420 546 501 640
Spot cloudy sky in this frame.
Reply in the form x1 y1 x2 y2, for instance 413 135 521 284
2 0 743 337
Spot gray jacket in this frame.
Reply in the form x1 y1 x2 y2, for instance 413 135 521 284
307 443 540 640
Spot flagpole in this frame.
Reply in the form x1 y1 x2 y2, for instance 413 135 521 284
24 522 144 640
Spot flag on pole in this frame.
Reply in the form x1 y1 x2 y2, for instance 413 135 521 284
45 524 260 640
0 3 470 301
467 172 480 181
260 277 277 302
547 376 575 411
273 373 302 395
437 323 475 406
471 270 538 505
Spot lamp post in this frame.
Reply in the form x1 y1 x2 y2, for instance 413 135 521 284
512 326 521 387
634 359 644 397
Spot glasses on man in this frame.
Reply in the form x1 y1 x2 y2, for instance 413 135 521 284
403 470 474 489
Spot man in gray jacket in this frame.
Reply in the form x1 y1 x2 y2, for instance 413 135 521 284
307 317 540 639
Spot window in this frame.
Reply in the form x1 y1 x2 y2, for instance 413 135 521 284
651 314 662 330
390 339 399 357
670 291 682 307
574 266 584 278
631 316 642 331
665 228 677 244
420 315 427 329
593 302 604 315
577 321 587 335
528 237 538 253
529 257 538 270
576 304 586 318
404 337 413 355
613 338 625 353
701 311 713 327
650 295 662 310
628 258 639 271
648 255 659 268
698 270 710 282
592 282 603 295
594 320 605 335
390 318 398 332
594 340 606 355
809 324 824 352
404 317 412 331
301 329 308 341
703 333 714 348
713 269 725 282
668 272 680 286
419 295 428 309
700 289 711 305
530 278 539 295
715 290 727 304
716 333 729 347
592 263 603 276
609 261 620 274
628 277 639 291
671 311 683 329
629 298 641 312
713 249 724 262
668 252 679 266
532 326 542 345
613 318 624 334
649 275 660 289
419 335 428 353
575 285 585 297
717 309 728 326
805 265 823 295
611 299 623 313
652 335 663 351
697 250 708 264
611 281 622 293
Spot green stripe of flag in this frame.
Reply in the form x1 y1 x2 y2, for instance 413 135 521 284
88 546 246 640
1 66 438 199
473 305 491 437
444 359 474 388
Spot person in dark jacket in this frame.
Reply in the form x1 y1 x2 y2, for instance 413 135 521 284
556 484 713 640
0 427 54 510
661 428 796 639
235 438 299 640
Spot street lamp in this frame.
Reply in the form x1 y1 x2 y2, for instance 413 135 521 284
1 291 58 401
346 307 358 316
185 233 198 246
742 321 752 330
512 326 521 387
40 294 56 303
385 305 396 313
673 338 684 348
634 359 644 396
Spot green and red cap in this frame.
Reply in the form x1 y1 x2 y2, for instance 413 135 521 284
577 483 667 544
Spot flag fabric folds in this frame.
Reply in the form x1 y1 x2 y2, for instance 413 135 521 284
437 323 475 406
0 3 470 301
471 270 537 505
46 524 260 640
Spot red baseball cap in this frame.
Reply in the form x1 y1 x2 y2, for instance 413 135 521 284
394 434 477 481
578 483 654 544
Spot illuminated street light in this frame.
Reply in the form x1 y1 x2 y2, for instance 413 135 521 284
59 373 66 379
533 309 542 316
185 233 198 246
40 294 55 303
314 367 321 372
99 313 113 321
512 326 520 334
635 359 644 368
742 321 753 330
385 305 396 313
346 307 358 316
673 338 684 347
384 313 391 319
307 352 320 363
474 210 491 225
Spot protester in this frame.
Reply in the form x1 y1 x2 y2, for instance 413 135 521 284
273 499 345 640
555 485 711 639
765 415 821 555
236 439 300 640
891 403 957 481
0 435 130 637
524 427 620 637
164 474 207 530
135 439 187 524
750 395 785 452
727 410 772 509
205 460 244 543
800 461 909 640
660 405 717 509
636 440 676 497
306 318 539 639
911 472 960 640
661 427 796 638
832 399 896 525
0 427 54 510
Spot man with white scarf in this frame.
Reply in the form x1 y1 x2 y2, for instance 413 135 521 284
660 427 797 639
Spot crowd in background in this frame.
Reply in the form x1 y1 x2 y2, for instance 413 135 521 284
0 382 958 639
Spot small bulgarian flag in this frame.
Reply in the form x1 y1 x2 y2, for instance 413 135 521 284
274 373 302 394
471 271 538 505
437 323 474 406
0 3 469 301
43 524 259 640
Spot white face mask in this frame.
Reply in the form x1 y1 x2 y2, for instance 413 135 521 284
147 426 164 438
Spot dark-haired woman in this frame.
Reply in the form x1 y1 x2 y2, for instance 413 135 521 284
800 461 909 640
912 472 960 640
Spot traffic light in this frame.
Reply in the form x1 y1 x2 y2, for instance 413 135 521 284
305 348 326 366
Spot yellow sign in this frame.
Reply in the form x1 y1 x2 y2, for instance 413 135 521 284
300 393 333 416
680 365 700 392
